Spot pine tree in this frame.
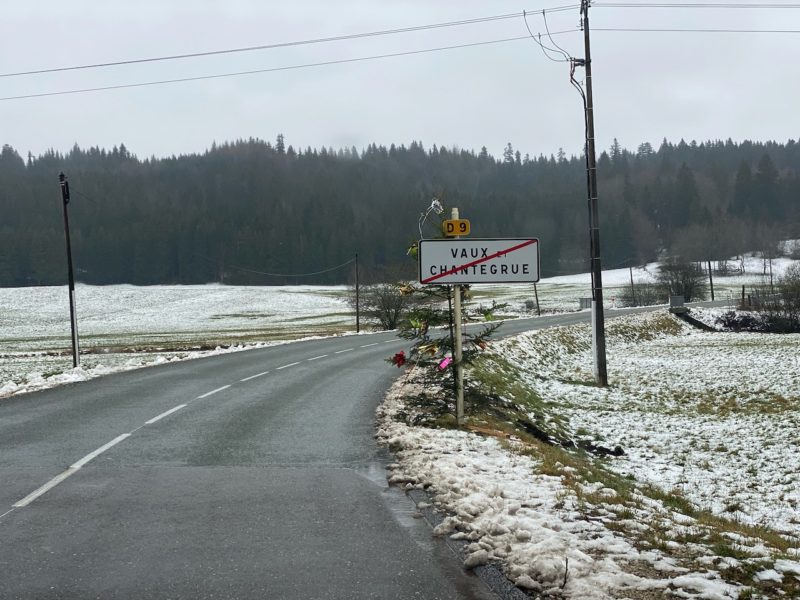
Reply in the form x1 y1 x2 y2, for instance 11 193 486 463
753 153 779 221
731 161 753 218
502 143 515 164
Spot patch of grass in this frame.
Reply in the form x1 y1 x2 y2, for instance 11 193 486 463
710 541 752 560
642 485 698 517
560 377 599 387
467 355 571 444
209 312 275 320
696 391 799 416
284 312 353 322
606 313 684 342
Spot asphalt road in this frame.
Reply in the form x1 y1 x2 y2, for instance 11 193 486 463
0 303 722 599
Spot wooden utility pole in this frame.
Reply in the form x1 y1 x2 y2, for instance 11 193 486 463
581 0 608 386
355 252 360 333
707 260 715 301
59 172 80 368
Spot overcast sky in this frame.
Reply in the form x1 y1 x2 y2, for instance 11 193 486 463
1 1 797 161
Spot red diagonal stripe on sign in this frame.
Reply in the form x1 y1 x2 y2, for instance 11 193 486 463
421 239 537 284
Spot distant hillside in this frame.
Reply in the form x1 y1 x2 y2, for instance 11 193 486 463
1 136 798 286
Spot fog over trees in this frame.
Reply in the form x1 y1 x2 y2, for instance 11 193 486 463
1 135 798 287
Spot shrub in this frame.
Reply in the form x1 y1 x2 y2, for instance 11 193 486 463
349 282 416 330
618 283 665 307
656 259 708 302
734 264 800 332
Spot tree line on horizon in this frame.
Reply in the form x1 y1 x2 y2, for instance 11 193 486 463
0 134 798 287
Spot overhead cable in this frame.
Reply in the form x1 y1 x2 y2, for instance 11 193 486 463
596 2 800 8
0 36 544 102
594 26 800 32
0 6 579 79
523 10 572 62
195 254 356 278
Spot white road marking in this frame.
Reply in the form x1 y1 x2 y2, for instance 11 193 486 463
0 508 15 520
240 371 269 382
360 343 379 348
307 354 328 361
13 468 79 508
145 404 187 425
382 339 397 344
276 361 301 370
196 385 230 399
13 433 133 508
334 348 354 354
71 433 131 469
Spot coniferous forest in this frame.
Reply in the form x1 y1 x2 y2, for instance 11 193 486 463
1 135 798 287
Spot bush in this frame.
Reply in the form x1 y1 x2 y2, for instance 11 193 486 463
618 283 665 307
736 264 800 332
656 259 708 302
349 283 416 330
715 311 769 332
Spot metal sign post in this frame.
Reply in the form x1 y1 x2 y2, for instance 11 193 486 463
59 172 80 368
450 208 465 426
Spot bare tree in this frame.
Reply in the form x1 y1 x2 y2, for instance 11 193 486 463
349 283 416 330
656 259 708 302
753 224 782 291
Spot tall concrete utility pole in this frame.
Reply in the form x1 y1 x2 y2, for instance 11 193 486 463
580 0 608 386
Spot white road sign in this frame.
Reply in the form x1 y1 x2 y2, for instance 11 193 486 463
418 238 540 285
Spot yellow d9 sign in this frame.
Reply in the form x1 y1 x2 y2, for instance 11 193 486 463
442 219 470 237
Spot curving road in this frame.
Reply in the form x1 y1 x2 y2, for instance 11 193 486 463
0 305 709 599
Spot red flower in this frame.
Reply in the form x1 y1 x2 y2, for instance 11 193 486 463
392 350 407 368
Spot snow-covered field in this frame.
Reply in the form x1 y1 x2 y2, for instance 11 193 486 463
0 284 352 398
380 310 800 598
1 252 794 399
469 254 794 315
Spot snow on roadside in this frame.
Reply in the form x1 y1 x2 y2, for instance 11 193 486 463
0 333 360 400
378 380 742 599
0 283 360 401
0 343 277 399
378 311 800 598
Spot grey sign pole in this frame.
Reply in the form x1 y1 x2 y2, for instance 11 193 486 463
59 172 80 368
450 208 465 426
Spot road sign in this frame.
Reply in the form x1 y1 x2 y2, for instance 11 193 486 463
418 238 539 285
442 219 470 237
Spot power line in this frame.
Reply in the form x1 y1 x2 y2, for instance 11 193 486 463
195 254 356 278
0 6 579 80
3 17 793 103
523 10 572 62
594 26 800 32
596 2 800 8
0 36 543 102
